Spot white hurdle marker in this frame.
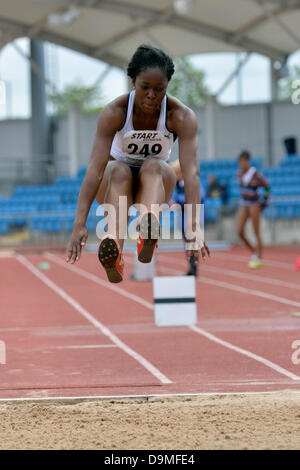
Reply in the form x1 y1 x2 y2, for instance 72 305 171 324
130 253 156 281
153 276 197 327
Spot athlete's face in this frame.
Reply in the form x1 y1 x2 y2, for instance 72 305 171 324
239 157 250 172
134 67 168 114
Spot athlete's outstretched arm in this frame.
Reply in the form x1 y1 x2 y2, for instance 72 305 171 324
66 104 123 264
175 108 210 261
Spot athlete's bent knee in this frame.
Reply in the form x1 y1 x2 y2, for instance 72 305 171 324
140 158 163 176
109 162 133 186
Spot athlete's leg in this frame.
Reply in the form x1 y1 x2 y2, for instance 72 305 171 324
96 160 133 250
237 205 255 253
134 158 176 262
249 204 263 259
135 158 176 212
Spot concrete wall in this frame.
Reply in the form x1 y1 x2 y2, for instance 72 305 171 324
0 119 31 159
205 212 300 245
0 101 299 180
216 104 268 161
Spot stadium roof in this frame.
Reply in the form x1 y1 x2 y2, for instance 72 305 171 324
1 0 300 68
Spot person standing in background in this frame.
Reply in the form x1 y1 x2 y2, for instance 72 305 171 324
237 150 271 269
170 160 206 276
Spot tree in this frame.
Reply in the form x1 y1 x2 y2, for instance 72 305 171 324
278 65 300 101
167 58 209 107
48 81 104 115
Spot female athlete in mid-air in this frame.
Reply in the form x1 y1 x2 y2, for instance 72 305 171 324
66 44 210 282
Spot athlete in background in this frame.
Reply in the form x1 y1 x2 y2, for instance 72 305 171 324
237 150 271 268
170 159 206 276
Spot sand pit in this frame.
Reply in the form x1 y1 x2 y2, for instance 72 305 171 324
0 390 299 450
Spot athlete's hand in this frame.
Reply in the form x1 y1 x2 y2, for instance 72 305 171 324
186 241 210 263
185 226 210 263
66 224 88 264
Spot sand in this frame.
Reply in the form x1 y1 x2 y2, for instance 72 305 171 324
0 390 299 450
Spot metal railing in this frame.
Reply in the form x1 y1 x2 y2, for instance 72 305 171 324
0 155 70 188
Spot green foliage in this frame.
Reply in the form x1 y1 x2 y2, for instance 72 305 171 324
167 58 209 107
278 65 300 101
48 81 104 114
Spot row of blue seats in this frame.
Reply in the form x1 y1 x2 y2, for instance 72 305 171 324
280 156 300 166
0 222 9 234
229 186 300 198
264 203 300 219
229 177 300 189
29 214 99 233
54 176 84 185
201 170 300 186
13 186 81 196
0 200 221 233
259 176 300 186
268 186 300 196
3 195 61 204
0 204 37 212
264 168 300 177
200 157 263 170
7 162 298 202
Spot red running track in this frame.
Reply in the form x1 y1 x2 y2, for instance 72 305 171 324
0 245 300 399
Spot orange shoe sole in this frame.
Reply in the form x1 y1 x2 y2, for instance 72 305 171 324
137 212 160 263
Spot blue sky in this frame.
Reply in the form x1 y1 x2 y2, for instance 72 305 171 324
0 38 299 119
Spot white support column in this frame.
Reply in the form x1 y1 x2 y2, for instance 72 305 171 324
68 103 81 178
205 94 219 161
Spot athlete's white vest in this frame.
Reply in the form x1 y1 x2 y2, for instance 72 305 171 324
110 91 176 167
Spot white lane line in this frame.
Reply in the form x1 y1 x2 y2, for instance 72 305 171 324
17 255 172 385
215 252 293 269
52 344 118 350
190 325 300 381
157 254 300 309
1 389 299 403
0 250 15 258
200 277 300 309
148 261 300 381
45 252 153 311
158 254 300 291
47 253 300 382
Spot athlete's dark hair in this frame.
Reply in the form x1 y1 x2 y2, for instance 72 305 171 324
238 150 251 160
127 44 175 81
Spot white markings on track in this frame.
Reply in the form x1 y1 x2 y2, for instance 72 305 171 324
16 254 172 385
52 344 118 350
1 388 300 404
215 252 292 269
46 252 153 310
159 260 300 380
45 252 300 383
0 250 15 258
158 254 300 291
190 325 300 381
199 277 300 308
158 254 300 309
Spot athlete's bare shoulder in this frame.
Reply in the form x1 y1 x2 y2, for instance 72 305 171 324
101 94 128 117
167 95 197 134
97 93 129 134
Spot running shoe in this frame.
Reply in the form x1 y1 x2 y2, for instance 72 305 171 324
186 255 198 276
248 253 262 269
137 211 160 263
98 235 124 283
